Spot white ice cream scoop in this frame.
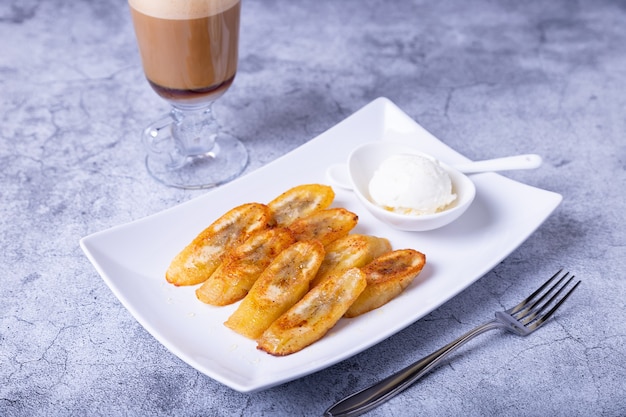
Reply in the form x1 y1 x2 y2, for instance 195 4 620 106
326 141 542 231
368 153 457 216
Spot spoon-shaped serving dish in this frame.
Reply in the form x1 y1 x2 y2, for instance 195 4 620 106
326 142 542 231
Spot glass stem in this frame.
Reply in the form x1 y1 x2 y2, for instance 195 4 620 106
171 104 219 157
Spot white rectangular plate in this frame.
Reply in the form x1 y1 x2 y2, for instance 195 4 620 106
80 97 562 393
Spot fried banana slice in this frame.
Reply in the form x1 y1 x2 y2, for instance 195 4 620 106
268 184 335 227
195 227 296 306
166 203 272 286
224 240 325 339
288 208 358 246
310 234 392 288
345 249 426 318
257 267 367 356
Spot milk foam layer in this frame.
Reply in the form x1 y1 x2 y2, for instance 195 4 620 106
129 0 239 20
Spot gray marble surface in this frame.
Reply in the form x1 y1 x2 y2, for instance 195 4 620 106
2 0 625 416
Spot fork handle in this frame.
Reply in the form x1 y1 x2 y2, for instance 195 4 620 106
324 320 502 417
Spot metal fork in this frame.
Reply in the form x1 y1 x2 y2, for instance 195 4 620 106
324 269 581 417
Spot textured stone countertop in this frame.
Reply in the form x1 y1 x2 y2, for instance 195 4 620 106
2 0 625 416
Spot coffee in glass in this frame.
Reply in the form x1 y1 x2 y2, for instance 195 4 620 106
129 0 247 189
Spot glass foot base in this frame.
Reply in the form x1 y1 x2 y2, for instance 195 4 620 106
145 132 248 190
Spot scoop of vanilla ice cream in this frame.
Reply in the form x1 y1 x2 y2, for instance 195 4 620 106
368 154 457 215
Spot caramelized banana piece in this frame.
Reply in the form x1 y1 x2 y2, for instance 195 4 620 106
224 240 325 339
310 234 392 288
345 249 426 318
268 184 335 227
195 227 296 306
166 203 272 286
257 267 367 356
288 208 358 246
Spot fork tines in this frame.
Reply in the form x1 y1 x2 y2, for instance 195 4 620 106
510 269 581 330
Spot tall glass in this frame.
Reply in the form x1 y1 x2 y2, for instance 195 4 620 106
128 0 247 189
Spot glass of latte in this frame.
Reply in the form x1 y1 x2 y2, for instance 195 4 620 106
128 0 247 189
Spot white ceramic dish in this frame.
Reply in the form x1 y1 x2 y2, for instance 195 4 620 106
345 142 477 231
80 97 562 393
327 142 542 231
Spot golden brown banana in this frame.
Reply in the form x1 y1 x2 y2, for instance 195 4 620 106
257 267 367 356
268 184 335 227
288 207 358 246
166 203 272 286
195 227 296 306
310 234 392 288
224 239 325 339
345 249 426 318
